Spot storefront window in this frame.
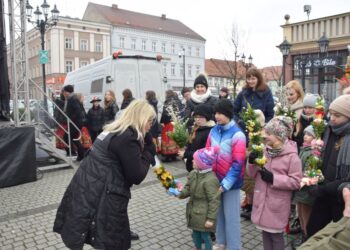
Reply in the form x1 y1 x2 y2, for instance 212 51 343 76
292 50 347 102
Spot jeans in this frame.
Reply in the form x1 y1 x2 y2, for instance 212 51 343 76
216 188 241 250
192 230 212 250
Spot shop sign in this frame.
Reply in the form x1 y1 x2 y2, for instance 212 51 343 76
304 57 337 68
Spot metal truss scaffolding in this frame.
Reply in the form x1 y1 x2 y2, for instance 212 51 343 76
8 0 31 125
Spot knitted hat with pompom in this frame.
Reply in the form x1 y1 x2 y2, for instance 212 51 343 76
193 146 220 170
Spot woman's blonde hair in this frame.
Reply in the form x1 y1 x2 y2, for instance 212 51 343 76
104 90 116 108
75 93 84 104
103 100 156 141
286 80 305 100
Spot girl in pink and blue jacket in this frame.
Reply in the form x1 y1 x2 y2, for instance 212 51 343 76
247 116 302 250
206 99 246 250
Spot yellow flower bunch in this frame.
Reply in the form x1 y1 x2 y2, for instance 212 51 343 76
241 103 266 168
153 165 176 190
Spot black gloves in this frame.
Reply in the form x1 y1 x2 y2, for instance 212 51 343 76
259 168 273 184
248 151 258 164
143 132 156 166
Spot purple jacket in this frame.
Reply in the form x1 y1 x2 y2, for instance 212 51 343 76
247 140 302 231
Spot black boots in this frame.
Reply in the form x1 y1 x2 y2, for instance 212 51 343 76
240 204 252 220
130 231 139 241
289 218 302 235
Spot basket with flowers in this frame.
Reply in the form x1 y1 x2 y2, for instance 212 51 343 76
241 103 266 168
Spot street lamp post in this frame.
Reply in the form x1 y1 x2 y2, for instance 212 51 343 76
277 38 292 87
241 53 253 72
26 0 59 111
317 32 330 95
179 48 186 88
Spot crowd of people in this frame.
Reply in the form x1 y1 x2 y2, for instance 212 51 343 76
53 71 350 250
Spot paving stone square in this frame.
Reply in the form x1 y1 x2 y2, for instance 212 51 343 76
0 160 296 249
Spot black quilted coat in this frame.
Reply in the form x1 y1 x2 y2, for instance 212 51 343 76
53 128 155 250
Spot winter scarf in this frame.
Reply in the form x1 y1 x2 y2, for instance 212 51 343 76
190 89 212 104
290 99 303 112
265 144 284 158
324 122 350 179
290 99 303 119
300 113 313 121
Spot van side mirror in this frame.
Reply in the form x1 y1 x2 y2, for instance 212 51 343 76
106 76 113 83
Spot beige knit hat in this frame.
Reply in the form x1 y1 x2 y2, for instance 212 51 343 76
329 94 350 118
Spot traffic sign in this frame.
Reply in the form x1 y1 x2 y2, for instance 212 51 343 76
39 50 48 64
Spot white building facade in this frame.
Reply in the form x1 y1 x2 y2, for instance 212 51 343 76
110 27 205 90
8 16 111 98
83 3 206 91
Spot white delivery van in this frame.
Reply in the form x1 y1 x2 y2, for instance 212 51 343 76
63 52 167 109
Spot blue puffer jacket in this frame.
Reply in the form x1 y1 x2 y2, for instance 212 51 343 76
233 87 275 129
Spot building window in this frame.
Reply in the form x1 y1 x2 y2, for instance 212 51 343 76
142 40 146 51
180 45 184 54
80 40 88 51
171 44 175 54
131 39 136 49
171 64 175 76
188 65 192 77
152 41 157 52
120 37 125 48
65 38 73 49
196 65 200 75
65 60 73 73
187 46 191 56
162 42 166 53
162 63 167 75
80 61 88 67
196 48 200 57
180 64 184 76
95 41 102 52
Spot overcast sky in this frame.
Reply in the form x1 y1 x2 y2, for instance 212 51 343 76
5 0 350 68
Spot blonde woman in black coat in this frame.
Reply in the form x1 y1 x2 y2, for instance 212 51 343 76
54 100 156 250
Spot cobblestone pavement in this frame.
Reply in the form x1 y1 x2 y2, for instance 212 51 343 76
0 159 296 249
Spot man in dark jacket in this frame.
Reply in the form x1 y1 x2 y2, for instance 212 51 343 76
87 96 104 142
62 85 85 161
